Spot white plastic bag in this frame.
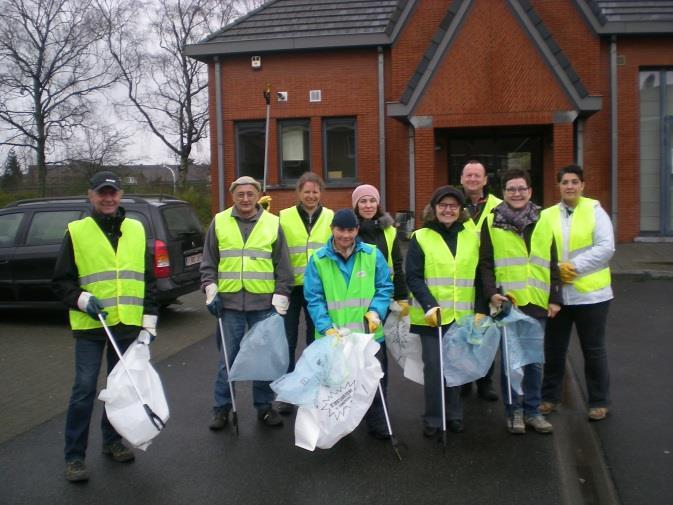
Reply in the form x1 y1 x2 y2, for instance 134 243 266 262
293 331 383 451
384 302 424 385
228 313 289 381
98 341 169 451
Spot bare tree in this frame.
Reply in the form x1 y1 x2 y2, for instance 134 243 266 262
101 0 252 186
64 118 133 177
0 0 120 196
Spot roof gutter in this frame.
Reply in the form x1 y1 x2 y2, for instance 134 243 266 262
214 57 225 211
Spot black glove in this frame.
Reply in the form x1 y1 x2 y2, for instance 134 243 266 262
86 296 107 320
207 296 224 318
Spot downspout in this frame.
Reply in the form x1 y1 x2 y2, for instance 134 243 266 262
610 36 618 228
378 47 386 207
576 118 584 167
408 124 416 229
214 57 226 212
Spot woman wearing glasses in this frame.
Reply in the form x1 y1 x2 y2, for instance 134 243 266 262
478 167 562 435
405 186 483 437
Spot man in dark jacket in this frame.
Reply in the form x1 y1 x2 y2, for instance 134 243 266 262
53 171 158 482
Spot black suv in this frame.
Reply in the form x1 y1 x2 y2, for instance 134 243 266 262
0 195 205 307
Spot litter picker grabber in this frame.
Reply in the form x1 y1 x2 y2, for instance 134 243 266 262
436 311 447 451
493 294 513 428
217 316 239 436
98 314 165 432
262 83 271 194
364 317 402 461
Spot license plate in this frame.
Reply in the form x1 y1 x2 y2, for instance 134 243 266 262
185 253 202 266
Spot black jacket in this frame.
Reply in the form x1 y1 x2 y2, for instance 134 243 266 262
52 206 159 340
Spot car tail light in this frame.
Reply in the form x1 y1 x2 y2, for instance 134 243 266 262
154 240 171 278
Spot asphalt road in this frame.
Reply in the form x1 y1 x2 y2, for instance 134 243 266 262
0 279 671 505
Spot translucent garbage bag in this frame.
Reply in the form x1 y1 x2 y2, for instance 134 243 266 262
442 314 500 387
228 313 289 382
498 306 544 394
98 341 169 451
384 302 424 385
273 331 383 451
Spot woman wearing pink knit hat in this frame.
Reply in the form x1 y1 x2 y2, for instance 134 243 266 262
351 183 409 440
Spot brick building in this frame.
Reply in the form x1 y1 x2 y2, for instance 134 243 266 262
185 0 673 242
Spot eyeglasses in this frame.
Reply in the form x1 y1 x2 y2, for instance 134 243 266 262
436 203 461 211
504 186 530 194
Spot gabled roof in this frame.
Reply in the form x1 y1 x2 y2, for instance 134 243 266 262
389 0 601 119
575 0 673 34
184 0 412 60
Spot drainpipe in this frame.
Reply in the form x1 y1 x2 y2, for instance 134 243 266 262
576 118 584 167
214 57 226 211
408 124 416 229
378 46 386 207
610 36 618 228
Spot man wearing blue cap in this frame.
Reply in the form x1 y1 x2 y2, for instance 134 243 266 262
303 208 393 439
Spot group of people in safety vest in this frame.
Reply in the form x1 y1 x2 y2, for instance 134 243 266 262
56 161 614 483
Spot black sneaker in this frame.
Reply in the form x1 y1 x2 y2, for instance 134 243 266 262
275 401 295 416
423 425 440 438
448 419 465 433
65 459 89 482
209 409 229 430
102 440 135 462
257 408 283 427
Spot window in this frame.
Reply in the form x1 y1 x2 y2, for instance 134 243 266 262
324 117 356 181
25 210 81 246
161 206 204 240
279 119 310 181
0 212 24 247
236 121 265 180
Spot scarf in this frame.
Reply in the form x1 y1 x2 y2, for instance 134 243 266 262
492 201 540 235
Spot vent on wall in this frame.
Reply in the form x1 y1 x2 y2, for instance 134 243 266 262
309 90 322 102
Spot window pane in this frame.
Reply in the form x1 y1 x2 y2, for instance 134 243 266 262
640 70 661 232
280 120 310 181
324 118 356 181
236 121 265 180
26 211 81 246
0 213 24 247
161 206 204 239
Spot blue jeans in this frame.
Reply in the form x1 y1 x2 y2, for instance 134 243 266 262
501 317 546 416
213 308 276 413
64 336 133 462
283 285 315 372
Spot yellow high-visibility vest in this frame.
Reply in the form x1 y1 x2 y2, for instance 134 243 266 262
541 197 611 293
69 217 145 330
408 228 478 326
487 213 553 309
279 206 333 286
215 208 278 294
463 194 502 234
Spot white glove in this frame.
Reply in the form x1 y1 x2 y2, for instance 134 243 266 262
205 283 218 304
272 293 290 315
76 291 92 312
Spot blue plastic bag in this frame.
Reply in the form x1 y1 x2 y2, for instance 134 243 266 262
498 306 544 394
270 334 349 406
442 314 501 387
228 313 289 381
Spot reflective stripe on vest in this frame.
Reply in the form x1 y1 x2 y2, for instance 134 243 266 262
68 217 146 330
463 194 502 234
487 213 553 309
215 209 278 294
542 197 611 293
280 206 333 286
408 228 478 326
313 246 383 341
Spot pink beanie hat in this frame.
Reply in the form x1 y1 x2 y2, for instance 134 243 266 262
351 184 380 207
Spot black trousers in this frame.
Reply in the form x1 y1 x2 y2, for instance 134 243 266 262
541 300 611 408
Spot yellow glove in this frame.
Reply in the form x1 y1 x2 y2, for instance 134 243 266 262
364 311 381 333
558 262 577 283
325 327 340 338
424 306 440 327
258 195 272 212
505 292 517 307
396 300 410 317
